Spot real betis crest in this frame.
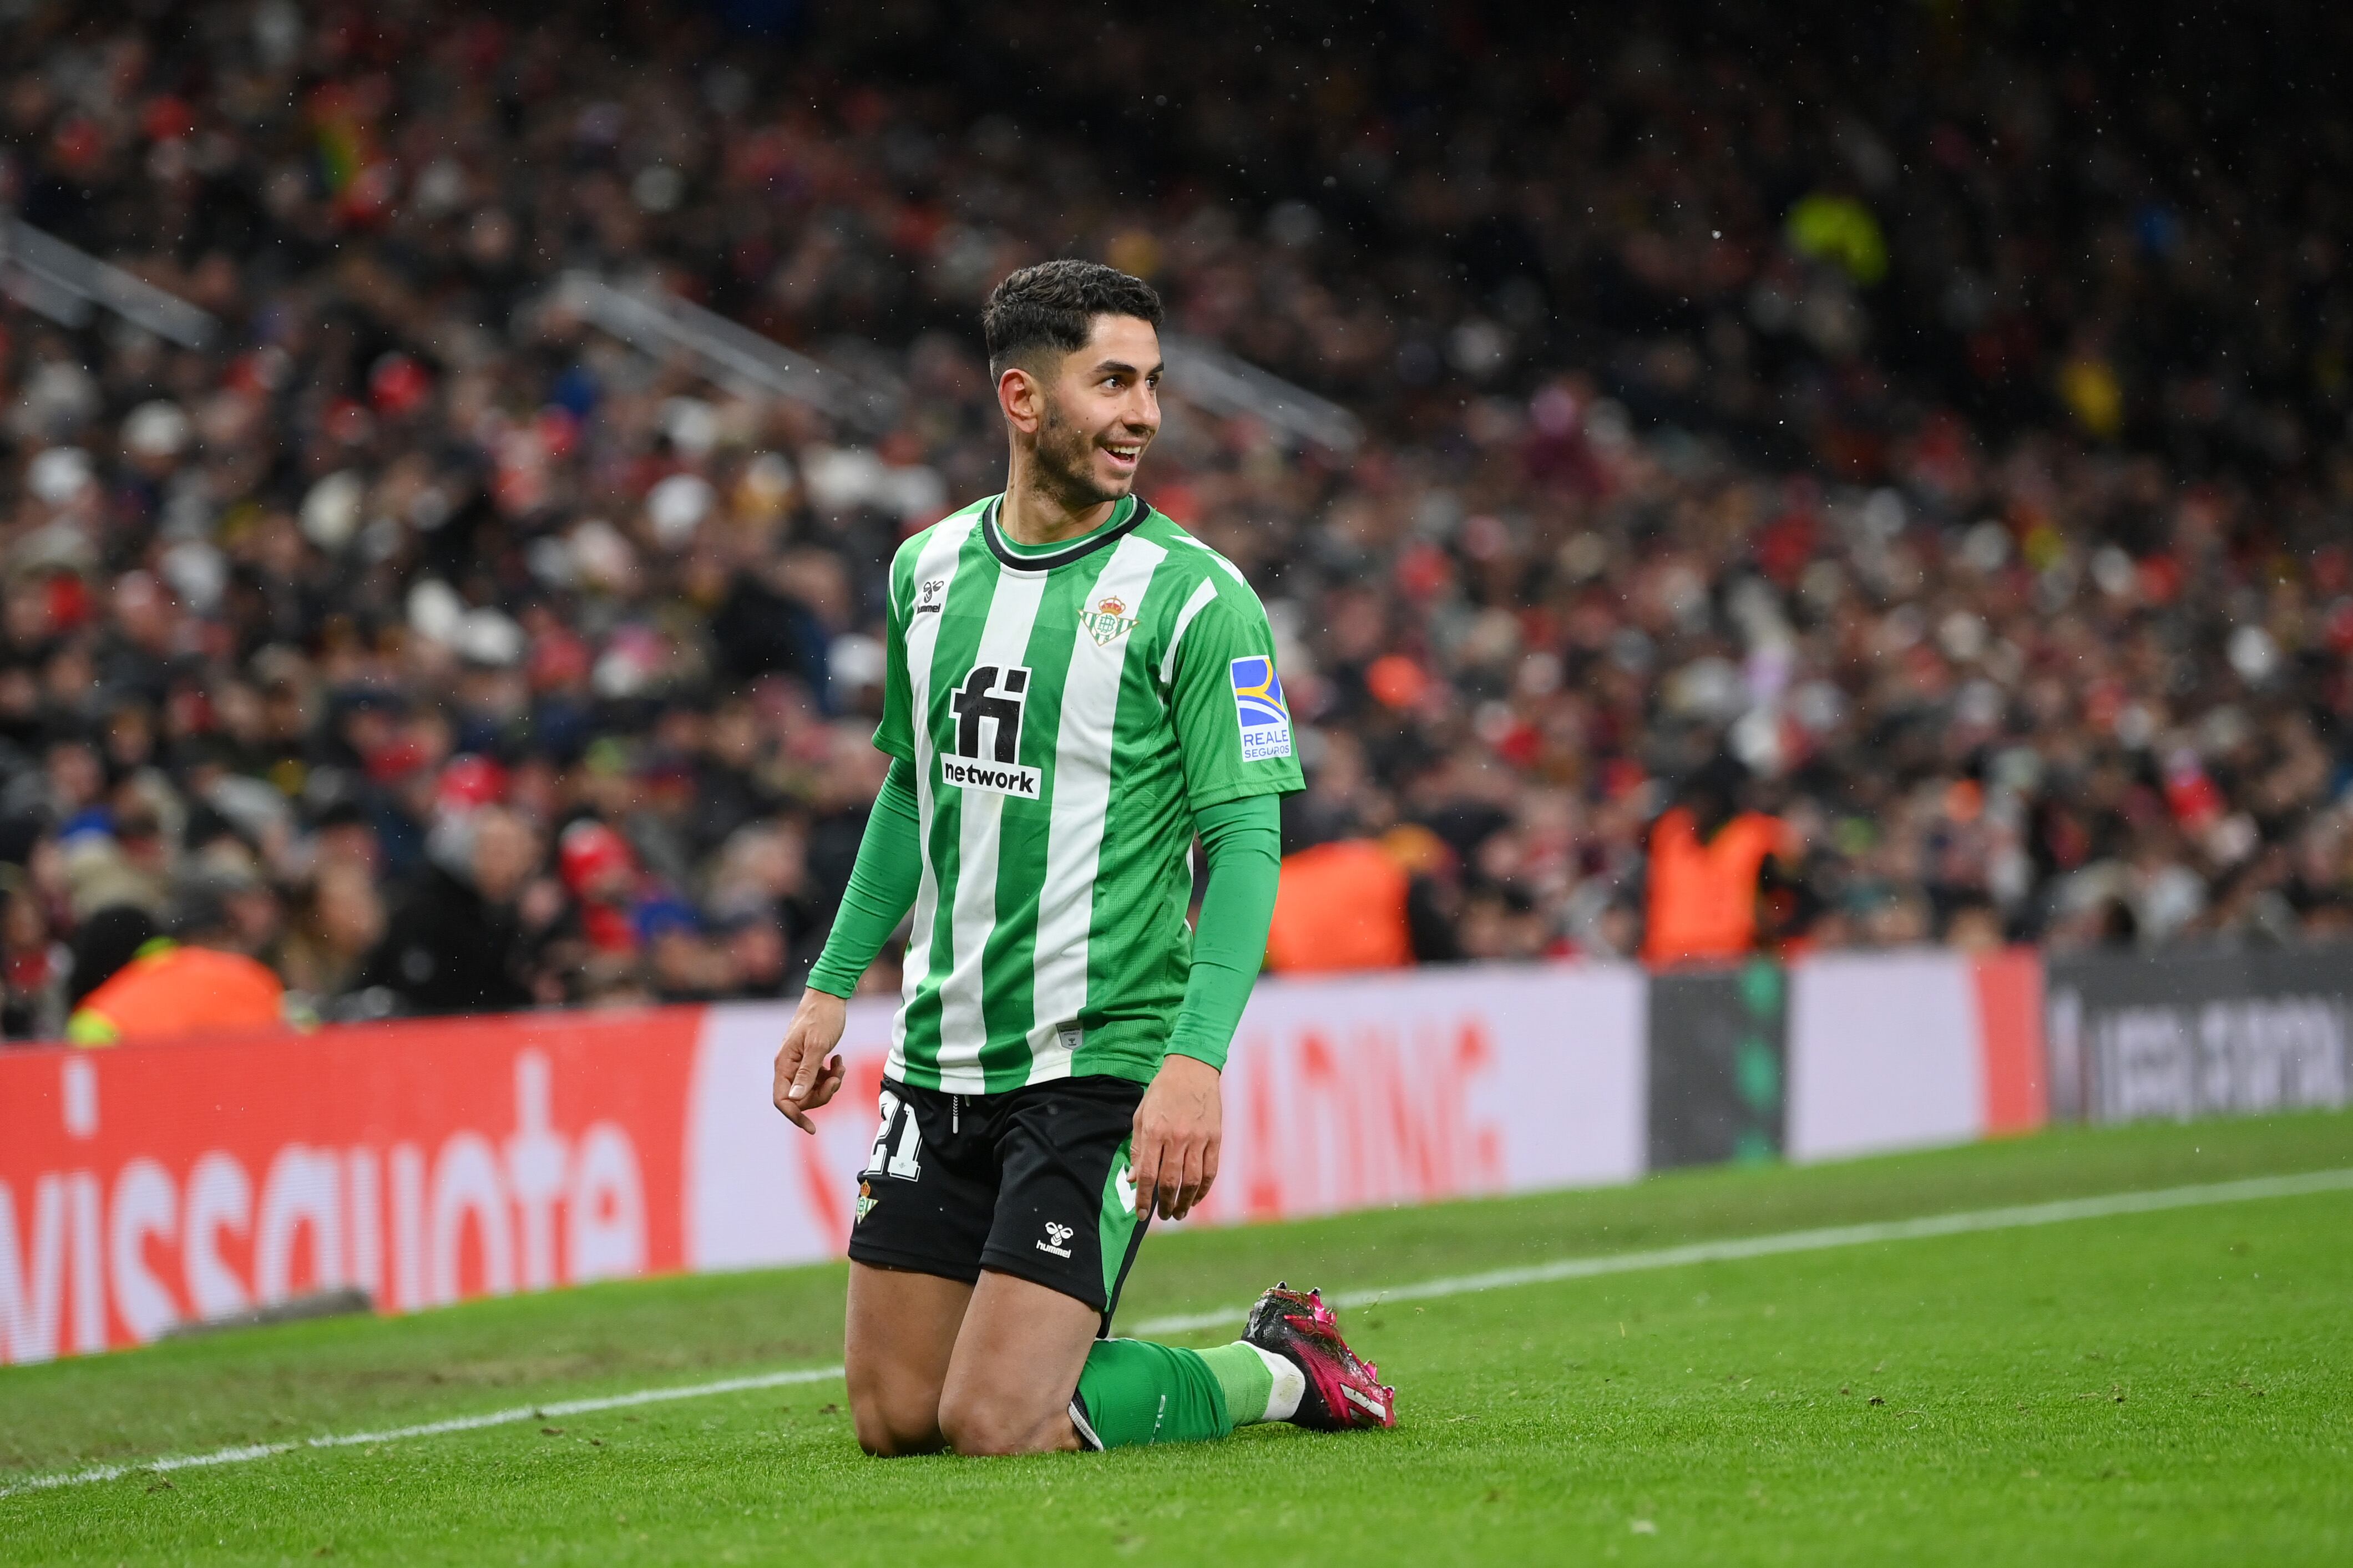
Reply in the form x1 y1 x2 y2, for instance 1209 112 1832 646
1080 592 1137 647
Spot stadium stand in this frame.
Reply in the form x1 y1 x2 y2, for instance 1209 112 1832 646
0 1 2349 1036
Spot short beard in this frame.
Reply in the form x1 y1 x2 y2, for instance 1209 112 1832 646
1031 394 1124 512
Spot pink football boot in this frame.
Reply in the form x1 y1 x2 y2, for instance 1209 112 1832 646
1243 1283 1398 1431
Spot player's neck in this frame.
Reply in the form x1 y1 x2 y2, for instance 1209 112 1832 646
999 456 1120 548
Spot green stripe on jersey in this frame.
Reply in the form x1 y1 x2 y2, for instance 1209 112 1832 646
872 494 1304 1090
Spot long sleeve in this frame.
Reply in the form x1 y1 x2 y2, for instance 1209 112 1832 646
804 758 923 999
1162 793 1282 1072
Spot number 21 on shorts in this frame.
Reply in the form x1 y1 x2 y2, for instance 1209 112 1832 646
866 1089 923 1180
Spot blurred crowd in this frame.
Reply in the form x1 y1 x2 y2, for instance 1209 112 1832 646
0 1 2349 1038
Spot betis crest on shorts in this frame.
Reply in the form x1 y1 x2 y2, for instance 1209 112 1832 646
1230 656 1293 762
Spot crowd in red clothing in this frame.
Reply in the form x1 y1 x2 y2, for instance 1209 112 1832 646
0 2 2348 1037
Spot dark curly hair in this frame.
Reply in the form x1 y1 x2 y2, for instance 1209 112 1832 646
982 260 1164 380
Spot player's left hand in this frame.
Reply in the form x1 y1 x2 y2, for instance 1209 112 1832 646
1132 1053 1222 1221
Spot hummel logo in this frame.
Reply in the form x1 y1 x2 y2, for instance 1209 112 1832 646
1038 1221 1076 1259
915 577 947 615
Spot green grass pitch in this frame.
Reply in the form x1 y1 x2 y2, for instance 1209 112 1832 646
4 1110 2349 1565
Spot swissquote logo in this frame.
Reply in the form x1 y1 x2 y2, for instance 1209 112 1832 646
943 664 1043 798
1229 656 1294 762
1080 592 1137 646
1038 1221 1076 1259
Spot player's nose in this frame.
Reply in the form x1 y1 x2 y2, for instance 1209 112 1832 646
1119 387 1159 436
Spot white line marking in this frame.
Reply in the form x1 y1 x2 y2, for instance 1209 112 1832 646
4 1165 2346 1498
1122 1166 2353 1337
0 1367 842 1499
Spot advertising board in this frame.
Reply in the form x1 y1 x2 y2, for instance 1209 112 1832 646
2045 947 2351 1124
3 963 1649 1364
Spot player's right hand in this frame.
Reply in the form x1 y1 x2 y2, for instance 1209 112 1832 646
772 988 849 1133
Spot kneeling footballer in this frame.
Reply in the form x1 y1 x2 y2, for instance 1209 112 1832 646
771 260 1396 1455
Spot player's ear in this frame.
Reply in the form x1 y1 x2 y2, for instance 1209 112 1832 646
997 363 1044 437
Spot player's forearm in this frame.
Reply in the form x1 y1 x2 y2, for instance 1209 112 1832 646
806 758 923 998
1164 794 1282 1072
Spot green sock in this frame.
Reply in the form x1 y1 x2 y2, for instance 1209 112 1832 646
1071 1339 1234 1448
1195 1342 1277 1425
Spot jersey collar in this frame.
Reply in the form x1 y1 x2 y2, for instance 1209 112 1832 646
980 494 1155 574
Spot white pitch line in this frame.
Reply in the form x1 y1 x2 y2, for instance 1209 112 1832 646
5 1164 2347 1500
0 1367 843 1500
1123 1165 2353 1336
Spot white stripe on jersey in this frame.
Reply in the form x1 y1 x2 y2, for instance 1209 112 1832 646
1157 576 1221 687
892 514 978 1077
1165 530 1252 588
1025 533 1170 1082
933 564 1049 1090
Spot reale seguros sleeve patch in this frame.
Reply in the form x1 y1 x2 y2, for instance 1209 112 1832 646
1229 656 1294 762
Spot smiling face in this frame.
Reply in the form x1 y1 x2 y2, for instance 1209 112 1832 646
1018 313 1163 510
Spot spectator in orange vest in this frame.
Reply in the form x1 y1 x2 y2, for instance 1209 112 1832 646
67 884 287 1045
1264 838 1413 973
1641 758 1794 967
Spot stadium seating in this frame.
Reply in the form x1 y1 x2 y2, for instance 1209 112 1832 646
0 2 2347 1037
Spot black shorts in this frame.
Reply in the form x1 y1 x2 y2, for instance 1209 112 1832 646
846 1074 1150 1331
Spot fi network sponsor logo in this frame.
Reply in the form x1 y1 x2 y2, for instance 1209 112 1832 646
944 664 1043 798
940 757 1041 798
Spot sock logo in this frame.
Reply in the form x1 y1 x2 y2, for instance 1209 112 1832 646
1038 1221 1075 1259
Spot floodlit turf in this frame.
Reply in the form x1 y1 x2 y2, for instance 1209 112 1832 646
4 1113 2350 1565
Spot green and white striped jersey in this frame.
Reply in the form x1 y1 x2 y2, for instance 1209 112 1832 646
876 491 1303 1092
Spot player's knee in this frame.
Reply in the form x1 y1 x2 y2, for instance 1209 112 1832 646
937 1389 1059 1457
847 1372 946 1457
851 1394 944 1457
855 1420 940 1458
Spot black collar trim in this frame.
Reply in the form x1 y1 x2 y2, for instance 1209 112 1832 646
981 495 1154 573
